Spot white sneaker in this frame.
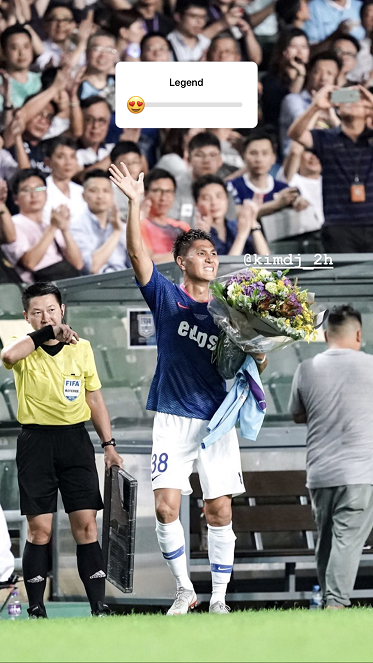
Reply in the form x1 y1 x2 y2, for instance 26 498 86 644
209 601 231 614
167 587 197 615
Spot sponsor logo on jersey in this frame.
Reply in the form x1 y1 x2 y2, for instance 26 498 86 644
177 321 218 351
63 379 81 402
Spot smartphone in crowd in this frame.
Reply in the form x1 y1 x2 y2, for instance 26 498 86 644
331 88 361 104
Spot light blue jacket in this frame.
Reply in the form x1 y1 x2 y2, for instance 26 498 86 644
202 355 266 449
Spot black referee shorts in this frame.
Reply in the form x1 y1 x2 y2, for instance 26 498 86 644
16 423 104 516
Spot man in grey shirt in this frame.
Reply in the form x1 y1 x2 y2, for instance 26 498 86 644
169 132 237 226
289 305 373 609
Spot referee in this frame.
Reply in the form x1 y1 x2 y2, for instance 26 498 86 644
1 281 123 618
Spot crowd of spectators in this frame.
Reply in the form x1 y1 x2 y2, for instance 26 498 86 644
0 0 373 283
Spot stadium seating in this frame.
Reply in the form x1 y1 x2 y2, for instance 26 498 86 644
189 471 373 602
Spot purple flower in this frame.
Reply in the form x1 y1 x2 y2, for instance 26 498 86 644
276 270 283 278
283 278 291 286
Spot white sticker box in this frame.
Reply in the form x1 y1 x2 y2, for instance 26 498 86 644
115 61 258 129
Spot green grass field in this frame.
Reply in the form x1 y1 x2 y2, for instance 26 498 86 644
1 609 373 662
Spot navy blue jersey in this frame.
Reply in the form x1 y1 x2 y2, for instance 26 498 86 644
139 265 227 420
227 174 288 205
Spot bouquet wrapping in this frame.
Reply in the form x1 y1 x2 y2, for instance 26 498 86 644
209 267 328 379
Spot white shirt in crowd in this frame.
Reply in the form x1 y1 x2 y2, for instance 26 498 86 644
348 37 373 83
276 167 324 234
42 175 88 227
245 0 278 36
76 143 115 169
167 30 210 61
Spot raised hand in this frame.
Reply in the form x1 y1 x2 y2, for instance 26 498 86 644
109 162 144 201
52 323 79 344
237 199 258 236
51 205 71 232
8 110 26 139
195 201 213 233
77 10 95 45
311 84 337 111
0 179 8 204
109 203 123 231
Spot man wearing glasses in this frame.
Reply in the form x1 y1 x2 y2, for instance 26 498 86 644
141 168 190 263
1 168 82 283
36 5 88 71
76 97 116 170
167 0 211 61
170 132 237 226
79 33 117 106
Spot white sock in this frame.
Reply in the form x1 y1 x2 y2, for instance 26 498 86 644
208 522 236 606
155 519 193 591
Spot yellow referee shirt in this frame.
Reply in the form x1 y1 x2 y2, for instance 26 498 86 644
2 338 101 425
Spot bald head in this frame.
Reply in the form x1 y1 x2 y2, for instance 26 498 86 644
325 305 362 350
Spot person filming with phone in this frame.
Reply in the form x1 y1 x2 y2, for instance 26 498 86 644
288 83 373 253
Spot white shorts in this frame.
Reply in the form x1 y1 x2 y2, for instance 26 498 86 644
151 412 245 500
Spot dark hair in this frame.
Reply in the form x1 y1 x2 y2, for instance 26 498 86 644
361 0 373 22
140 31 170 59
161 129 189 157
333 33 361 54
110 140 141 162
110 9 142 36
23 93 58 116
144 168 176 191
188 131 220 154
327 304 362 331
87 30 116 51
206 33 240 61
192 174 227 201
45 4 75 21
0 24 32 51
308 50 342 73
45 134 77 158
173 229 215 260
22 282 62 311
175 0 207 15
244 130 277 152
12 168 46 195
275 0 302 29
80 95 111 113
83 168 111 184
270 27 309 76
41 66 59 89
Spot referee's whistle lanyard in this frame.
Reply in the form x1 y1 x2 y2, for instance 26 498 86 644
335 132 373 187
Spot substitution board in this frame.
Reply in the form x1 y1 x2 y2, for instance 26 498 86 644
102 466 138 593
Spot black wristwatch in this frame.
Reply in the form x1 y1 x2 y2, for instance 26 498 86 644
101 438 116 449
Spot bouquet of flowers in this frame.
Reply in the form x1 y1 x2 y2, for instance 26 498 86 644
209 267 328 379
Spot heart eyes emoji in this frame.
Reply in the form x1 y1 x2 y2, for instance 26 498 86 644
127 96 145 113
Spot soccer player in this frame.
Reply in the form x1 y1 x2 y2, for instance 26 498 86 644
109 162 267 614
1 282 123 619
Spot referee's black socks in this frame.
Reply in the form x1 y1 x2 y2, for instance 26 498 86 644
76 541 106 611
23 541 49 609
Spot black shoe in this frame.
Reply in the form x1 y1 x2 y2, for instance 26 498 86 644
27 604 48 619
91 601 112 617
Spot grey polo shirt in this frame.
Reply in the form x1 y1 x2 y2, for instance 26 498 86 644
289 349 373 489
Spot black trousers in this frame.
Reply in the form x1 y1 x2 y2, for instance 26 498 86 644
322 225 373 253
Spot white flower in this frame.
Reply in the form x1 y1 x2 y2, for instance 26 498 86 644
265 282 277 295
257 269 271 280
227 283 236 298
